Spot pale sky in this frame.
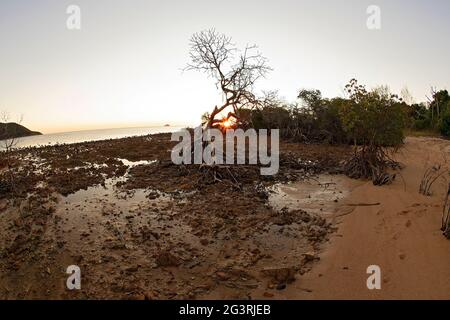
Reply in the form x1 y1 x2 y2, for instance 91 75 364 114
0 0 449 133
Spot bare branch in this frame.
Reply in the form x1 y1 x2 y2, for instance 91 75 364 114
185 29 272 129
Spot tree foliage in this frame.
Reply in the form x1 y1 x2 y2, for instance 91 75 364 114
339 79 406 147
439 110 450 137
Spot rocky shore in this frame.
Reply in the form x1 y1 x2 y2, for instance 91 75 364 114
0 133 352 299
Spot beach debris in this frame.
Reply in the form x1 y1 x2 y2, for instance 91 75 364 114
345 202 381 207
441 183 450 238
301 252 319 263
261 267 296 285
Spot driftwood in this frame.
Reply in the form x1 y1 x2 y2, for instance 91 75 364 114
345 203 381 207
441 183 450 239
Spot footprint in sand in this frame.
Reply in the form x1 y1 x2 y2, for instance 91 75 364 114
398 210 410 216
392 232 401 240
414 209 426 217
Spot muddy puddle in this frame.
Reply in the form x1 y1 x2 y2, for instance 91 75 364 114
117 158 157 167
55 174 192 248
269 174 360 216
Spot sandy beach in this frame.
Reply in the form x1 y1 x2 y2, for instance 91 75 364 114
281 137 450 299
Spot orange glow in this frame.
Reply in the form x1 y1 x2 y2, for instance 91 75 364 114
221 118 233 129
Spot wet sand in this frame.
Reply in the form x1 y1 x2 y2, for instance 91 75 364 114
0 134 350 299
280 137 450 299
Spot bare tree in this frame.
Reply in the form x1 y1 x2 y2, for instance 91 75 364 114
1 111 22 152
426 87 437 124
185 29 272 129
400 86 414 105
0 111 23 195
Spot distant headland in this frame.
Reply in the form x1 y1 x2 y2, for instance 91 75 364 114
0 122 42 140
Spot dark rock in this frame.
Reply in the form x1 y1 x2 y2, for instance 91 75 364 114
155 250 181 267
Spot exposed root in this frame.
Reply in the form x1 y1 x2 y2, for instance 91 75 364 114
442 183 450 239
344 146 400 186
419 164 446 196
196 164 242 190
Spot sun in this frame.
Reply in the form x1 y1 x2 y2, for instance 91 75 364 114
221 118 233 129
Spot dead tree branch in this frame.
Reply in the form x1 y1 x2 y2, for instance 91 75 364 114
442 183 450 238
0 111 21 196
185 29 272 129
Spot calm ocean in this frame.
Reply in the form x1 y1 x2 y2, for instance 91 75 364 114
13 126 185 148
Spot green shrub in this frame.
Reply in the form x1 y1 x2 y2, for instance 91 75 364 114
338 80 405 184
438 111 450 137
339 80 405 148
413 118 431 131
